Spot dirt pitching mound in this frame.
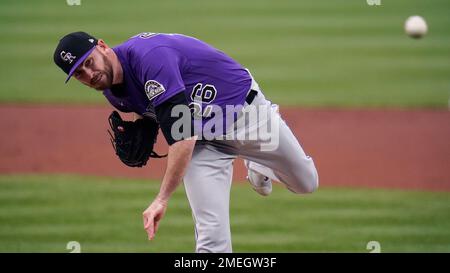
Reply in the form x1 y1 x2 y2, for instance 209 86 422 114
1 105 449 191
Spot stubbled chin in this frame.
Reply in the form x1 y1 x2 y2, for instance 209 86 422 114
94 78 112 91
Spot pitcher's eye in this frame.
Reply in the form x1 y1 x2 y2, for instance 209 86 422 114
85 58 92 67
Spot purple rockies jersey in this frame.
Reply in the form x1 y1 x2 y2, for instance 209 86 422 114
103 33 252 126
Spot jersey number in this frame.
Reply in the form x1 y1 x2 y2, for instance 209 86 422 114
189 83 217 118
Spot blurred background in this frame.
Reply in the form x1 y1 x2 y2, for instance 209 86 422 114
0 0 449 252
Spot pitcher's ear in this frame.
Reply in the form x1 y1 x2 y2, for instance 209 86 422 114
96 39 109 49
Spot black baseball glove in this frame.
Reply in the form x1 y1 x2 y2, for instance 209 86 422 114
107 111 166 168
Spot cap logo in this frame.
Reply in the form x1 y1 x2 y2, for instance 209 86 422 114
88 39 94 43
60 51 77 64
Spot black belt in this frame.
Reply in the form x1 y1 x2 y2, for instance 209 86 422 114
245 89 258 105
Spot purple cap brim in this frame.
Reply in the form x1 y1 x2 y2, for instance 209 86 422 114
65 47 96 83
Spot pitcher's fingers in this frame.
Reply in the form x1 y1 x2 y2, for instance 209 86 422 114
146 220 155 240
154 219 160 235
147 228 154 240
143 215 148 229
143 214 153 230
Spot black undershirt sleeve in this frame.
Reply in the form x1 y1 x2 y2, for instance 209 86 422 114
154 91 195 145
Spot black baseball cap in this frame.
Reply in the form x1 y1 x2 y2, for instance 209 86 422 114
53 31 98 83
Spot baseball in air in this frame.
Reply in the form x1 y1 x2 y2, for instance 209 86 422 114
404 15 428 39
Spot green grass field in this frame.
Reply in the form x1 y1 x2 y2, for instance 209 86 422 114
1 174 449 253
1 0 449 254
0 0 449 107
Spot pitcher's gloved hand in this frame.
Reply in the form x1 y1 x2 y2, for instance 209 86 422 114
107 111 166 167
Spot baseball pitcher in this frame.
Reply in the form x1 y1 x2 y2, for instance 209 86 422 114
53 32 319 252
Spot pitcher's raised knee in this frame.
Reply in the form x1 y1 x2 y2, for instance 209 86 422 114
288 164 319 194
